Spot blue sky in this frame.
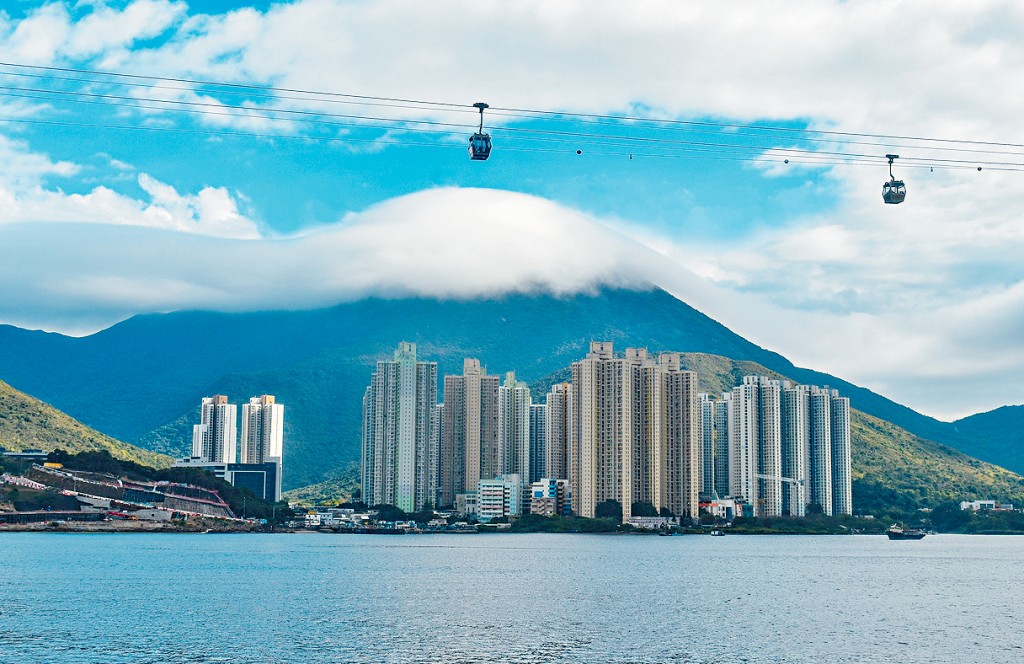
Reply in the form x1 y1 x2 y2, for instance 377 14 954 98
2 0 1024 420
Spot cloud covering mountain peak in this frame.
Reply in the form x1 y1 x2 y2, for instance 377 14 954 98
0 187 673 333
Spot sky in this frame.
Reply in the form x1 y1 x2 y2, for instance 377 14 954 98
1 1 1024 421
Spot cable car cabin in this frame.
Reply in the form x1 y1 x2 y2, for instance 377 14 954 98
469 132 492 160
883 179 906 204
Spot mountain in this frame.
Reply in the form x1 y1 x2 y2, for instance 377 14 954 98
951 405 1024 476
0 287 1006 492
0 380 172 468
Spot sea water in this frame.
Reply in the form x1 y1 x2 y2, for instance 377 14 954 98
1 532 1022 663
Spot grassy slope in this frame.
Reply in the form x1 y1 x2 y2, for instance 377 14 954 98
282 463 359 506
0 380 172 468
951 404 1024 476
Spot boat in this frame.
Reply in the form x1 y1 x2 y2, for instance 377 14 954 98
886 523 926 540
710 529 725 537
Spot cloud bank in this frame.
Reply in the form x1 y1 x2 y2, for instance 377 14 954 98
2 182 1023 421
0 187 679 329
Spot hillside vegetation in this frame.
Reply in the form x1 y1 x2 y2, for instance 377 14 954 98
282 463 360 506
1 289 1019 499
0 380 172 469
951 404 1024 476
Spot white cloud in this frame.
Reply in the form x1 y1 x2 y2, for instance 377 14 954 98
0 183 1022 420
0 134 259 238
0 186 677 326
66 0 186 57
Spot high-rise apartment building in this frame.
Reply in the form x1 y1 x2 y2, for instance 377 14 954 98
723 378 852 517
529 403 547 483
780 383 809 517
659 353 700 521
240 395 284 465
805 385 834 515
499 372 532 507
361 342 438 513
192 395 237 464
439 359 500 508
728 376 782 517
569 342 699 522
830 391 852 516
429 403 444 509
544 383 572 481
699 393 730 500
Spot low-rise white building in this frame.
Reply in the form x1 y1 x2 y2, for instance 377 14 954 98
960 500 1014 512
477 474 522 522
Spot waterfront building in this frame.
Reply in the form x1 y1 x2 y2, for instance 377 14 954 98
544 382 572 482
529 403 547 483
361 342 438 513
569 343 699 522
659 353 700 522
530 477 571 516
780 383 809 517
699 394 730 500
440 359 500 508
499 372 532 507
701 497 741 521
830 390 852 516
429 403 444 508
455 491 478 516
477 473 522 522
240 395 284 465
805 385 834 515
724 378 852 517
192 395 237 464
173 458 282 502
728 376 782 517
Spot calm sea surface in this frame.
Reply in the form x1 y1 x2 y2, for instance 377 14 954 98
1 532 1022 663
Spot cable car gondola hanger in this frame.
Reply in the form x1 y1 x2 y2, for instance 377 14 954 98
882 154 906 204
469 102 491 160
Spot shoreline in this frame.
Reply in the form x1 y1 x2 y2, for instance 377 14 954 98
3 523 1019 535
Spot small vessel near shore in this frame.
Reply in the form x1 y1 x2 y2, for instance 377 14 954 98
886 523 926 540
710 529 725 537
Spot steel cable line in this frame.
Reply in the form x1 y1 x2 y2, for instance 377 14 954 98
0 67 994 155
0 61 474 110
0 67 485 117
3 63 1023 171
5 83 1021 169
2 60 1023 153
4 115 1016 172
10 65 1018 162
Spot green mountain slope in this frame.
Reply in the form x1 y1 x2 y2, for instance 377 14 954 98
0 288 1014 492
950 405 1024 476
0 380 172 468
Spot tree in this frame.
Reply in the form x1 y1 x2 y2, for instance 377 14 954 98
929 501 975 532
372 504 407 522
595 499 622 521
631 501 658 517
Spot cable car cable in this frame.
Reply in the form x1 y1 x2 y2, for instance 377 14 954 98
3 60 1024 153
